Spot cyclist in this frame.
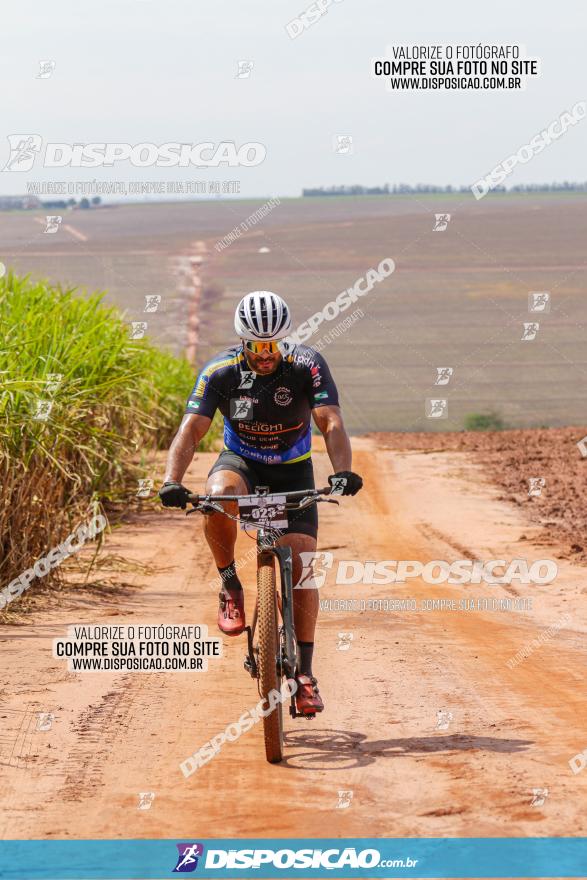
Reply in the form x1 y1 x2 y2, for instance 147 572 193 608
159 291 362 715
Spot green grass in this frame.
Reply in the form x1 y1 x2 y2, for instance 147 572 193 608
0 272 218 595
464 412 506 431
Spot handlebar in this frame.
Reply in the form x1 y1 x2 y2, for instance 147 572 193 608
186 487 332 505
184 486 338 521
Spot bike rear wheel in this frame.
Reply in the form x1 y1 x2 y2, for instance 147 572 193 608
257 553 283 763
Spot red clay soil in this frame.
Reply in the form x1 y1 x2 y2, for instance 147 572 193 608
371 426 587 563
2 436 587 849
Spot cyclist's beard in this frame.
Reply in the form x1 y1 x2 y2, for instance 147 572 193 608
244 350 282 375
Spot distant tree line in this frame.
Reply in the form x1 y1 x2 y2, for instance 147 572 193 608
302 182 587 196
40 196 102 209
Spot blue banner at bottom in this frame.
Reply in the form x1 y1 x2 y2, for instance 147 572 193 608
0 838 585 879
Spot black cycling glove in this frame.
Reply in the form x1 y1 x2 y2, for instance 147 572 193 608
328 471 363 496
159 481 191 509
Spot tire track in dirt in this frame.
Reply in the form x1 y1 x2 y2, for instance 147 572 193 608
172 239 208 367
59 681 143 804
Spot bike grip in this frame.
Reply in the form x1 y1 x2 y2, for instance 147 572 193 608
187 492 199 503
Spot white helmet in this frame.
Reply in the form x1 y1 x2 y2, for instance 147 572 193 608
234 291 292 340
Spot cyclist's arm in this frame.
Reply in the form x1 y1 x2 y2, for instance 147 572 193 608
311 405 352 472
163 414 212 483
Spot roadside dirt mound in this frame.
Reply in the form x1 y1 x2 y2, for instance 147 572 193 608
371 427 587 563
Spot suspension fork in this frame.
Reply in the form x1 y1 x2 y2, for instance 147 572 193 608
268 544 297 680
269 542 302 718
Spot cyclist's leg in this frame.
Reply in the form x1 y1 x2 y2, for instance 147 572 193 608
203 469 249 566
266 458 319 643
204 451 254 566
205 452 255 636
276 532 319 642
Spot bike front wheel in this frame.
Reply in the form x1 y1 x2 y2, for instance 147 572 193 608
257 552 283 763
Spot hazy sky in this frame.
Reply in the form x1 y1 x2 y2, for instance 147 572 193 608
1 0 585 197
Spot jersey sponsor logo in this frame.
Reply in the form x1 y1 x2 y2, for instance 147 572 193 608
232 394 259 404
274 386 293 406
293 351 316 368
238 370 255 389
314 391 328 400
238 421 287 434
187 400 201 409
224 421 312 464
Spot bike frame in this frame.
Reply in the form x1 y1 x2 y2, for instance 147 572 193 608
188 485 337 721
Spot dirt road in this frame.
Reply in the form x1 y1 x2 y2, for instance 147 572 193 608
1 438 586 842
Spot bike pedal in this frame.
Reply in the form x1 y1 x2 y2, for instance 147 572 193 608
243 656 258 678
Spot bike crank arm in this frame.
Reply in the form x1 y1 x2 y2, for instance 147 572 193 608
243 625 258 679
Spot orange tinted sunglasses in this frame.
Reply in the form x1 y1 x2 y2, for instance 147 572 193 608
244 340 280 354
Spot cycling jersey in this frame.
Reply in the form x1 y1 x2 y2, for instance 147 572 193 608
184 344 339 465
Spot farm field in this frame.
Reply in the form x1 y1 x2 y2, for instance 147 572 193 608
1 193 586 432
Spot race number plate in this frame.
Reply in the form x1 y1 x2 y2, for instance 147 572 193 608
238 495 288 530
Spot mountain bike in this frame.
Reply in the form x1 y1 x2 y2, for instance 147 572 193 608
187 485 338 763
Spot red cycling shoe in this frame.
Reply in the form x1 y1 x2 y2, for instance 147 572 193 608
295 674 324 715
217 588 245 636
